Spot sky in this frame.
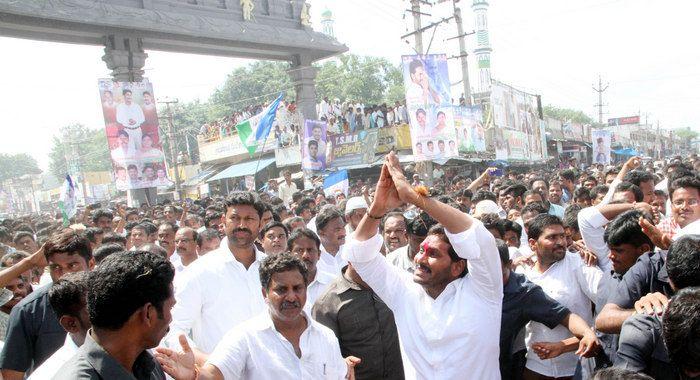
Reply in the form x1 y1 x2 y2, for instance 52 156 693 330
1 0 699 170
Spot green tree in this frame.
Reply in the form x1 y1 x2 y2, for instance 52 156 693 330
543 105 595 124
674 127 699 141
159 100 210 165
208 61 294 119
48 124 112 179
316 54 404 105
0 153 41 181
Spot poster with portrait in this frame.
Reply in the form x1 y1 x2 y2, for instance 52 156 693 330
455 105 486 153
98 79 172 191
490 80 544 161
301 119 327 171
592 129 611 165
402 54 458 160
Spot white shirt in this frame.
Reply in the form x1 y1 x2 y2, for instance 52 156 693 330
167 245 267 353
28 334 79 379
116 102 145 128
278 181 298 207
385 245 414 273
577 206 613 273
342 221 503 379
523 252 603 377
317 244 347 276
304 270 336 315
207 311 347 380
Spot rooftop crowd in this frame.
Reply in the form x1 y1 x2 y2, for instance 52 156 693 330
0 152 698 379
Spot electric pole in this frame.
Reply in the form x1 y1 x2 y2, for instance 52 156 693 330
451 0 472 105
593 74 609 124
410 0 424 54
159 98 182 200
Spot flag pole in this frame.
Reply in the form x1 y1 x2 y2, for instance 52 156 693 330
252 136 269 191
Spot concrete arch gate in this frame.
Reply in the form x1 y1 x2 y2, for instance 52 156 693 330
0 0 347 204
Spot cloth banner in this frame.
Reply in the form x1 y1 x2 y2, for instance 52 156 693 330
402 54 459 161
454 106 486 153
328 130 379 168
98 79 172 191
301 120 328 171
592 129 612 165
323 170 349 197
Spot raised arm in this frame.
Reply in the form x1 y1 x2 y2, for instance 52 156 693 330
467 167 496 193
0 244 45 288
600 157 640 205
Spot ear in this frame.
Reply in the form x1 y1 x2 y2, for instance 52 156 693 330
451 259 466 278
88 257 96 270
261 286 268 301
59 315 80 334
141 303 156 325
638 244 652 254
528 237 537 253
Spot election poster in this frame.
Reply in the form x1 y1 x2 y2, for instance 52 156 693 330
592 129 612 165
454 106 486 153
301 119 327 171
402 54 458 161
490 80 544 161
328 130 379 168
98 79 172 191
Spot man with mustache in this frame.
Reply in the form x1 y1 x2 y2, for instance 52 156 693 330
0 272 29 342
156 254 359 379
521 214 604 380
381 212 408 254
166 192 267 354
286 228 334 315
342 152 503 379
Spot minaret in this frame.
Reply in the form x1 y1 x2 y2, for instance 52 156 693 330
472 0 492 93
321 7 335 38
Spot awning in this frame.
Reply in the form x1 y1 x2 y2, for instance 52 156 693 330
612 148 639 156
182 166 219 187
208 158 276 182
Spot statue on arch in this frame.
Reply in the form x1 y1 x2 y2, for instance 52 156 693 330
301 2 311 27
241 0 254 21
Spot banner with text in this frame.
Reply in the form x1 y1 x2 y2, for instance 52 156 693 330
328 130 379 168
98 79 172 191
402 54 459 161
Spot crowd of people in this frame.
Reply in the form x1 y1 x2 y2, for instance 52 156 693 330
197 97 411 150
0 152 698 379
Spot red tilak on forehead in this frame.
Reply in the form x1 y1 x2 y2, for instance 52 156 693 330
421 242 431 252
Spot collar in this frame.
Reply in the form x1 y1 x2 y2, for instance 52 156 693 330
335 266 363 293
214 242 266 265
82 330 157 379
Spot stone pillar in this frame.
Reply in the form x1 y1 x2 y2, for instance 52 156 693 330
288 54 318 120
102 34 148 82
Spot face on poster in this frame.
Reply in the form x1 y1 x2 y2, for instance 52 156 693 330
302 119 327 171
98 79 171 191
456 106 486 153
402 54 456 160
592 129 611 165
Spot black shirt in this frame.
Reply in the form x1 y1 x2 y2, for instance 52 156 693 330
609 252 674 309
615 313 680 380
0 284 65 374
499 271 570 379
54 330 166 379
312 267 404 380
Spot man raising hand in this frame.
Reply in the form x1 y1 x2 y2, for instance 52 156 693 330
342 152 503 379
